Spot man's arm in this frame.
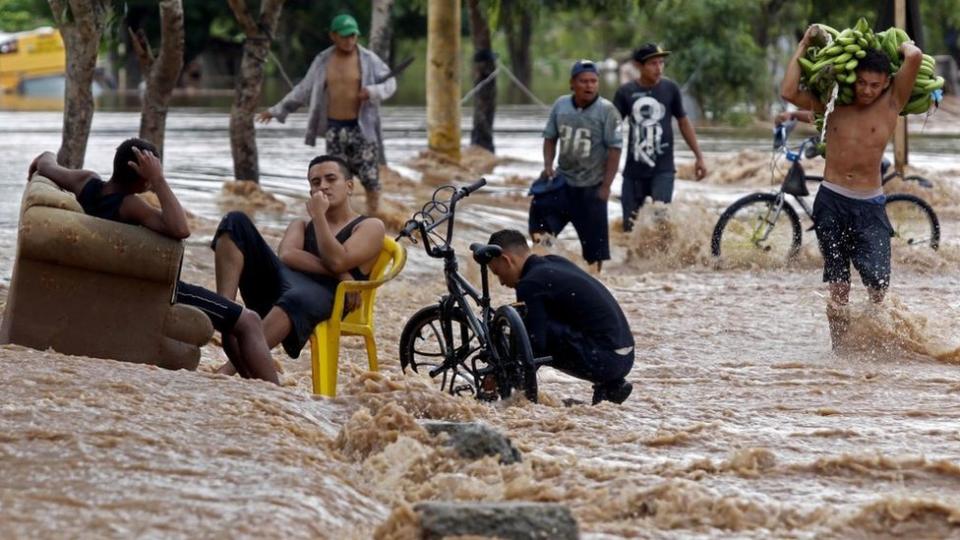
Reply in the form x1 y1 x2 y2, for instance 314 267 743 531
29 151 97 193
781 25 825 114
516 281 549 356
363 52 397 103
117 147 190 239
677 117 707 180
597 148 621 201
891 42 922 110
258 53 323 123
775 110 815 124
542 138 557 179
278 219 336 275
305 193 386 274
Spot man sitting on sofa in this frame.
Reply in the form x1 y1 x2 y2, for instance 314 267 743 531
27 139 278 384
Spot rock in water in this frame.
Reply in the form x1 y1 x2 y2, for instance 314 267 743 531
421 421 522 464
414 501 579 540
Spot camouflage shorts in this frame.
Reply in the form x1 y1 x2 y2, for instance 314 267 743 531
324 121 380 191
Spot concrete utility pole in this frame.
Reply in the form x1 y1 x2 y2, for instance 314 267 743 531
894 0 908 173
426 0 461 161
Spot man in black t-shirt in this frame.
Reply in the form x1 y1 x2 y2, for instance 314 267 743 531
486 229 635 405
613 43 708 231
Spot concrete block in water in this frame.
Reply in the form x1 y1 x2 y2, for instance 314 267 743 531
415 501 579 540
421 421 522 464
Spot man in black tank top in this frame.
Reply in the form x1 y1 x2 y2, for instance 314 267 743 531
28 138 279 384
211 155 386 369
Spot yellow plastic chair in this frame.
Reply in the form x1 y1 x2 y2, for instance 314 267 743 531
309 236 406 396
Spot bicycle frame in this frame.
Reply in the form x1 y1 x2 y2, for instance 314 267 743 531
399 179 507 388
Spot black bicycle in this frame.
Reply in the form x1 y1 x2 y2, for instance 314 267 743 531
711 122 940 261
396 178 539 402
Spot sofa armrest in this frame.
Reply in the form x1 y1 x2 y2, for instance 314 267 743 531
18 205 184 284
23 175 83 214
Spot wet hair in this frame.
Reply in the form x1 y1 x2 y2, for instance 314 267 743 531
308 155 353 179
487 229 530 253
111 138 159 186
856 48 892 76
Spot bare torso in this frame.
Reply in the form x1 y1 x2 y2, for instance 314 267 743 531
326 50 361 121
823 90 899 192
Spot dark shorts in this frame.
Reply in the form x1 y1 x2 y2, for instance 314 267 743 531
812 186 893 290
175 281 244 335
211 211 338 358
621 172 675 231
528 183 610 263
542 319 634 385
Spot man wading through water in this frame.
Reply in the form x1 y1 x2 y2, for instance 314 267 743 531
258 14 395 215
781 25 921 349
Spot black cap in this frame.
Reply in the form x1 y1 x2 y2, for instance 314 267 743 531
632 43 671 63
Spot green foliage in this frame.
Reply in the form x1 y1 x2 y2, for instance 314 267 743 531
0 0 53 32
643 0 766 121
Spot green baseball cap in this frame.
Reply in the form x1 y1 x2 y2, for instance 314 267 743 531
330 14 360 36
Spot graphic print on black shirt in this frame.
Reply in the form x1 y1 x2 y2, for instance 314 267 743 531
613 79 686 177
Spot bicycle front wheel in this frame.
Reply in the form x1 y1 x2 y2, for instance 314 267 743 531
399 304 480 397
885 193 940 251
490 306 538 403
711 192 802 261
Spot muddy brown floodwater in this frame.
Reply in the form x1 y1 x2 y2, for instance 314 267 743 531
2 107 960 538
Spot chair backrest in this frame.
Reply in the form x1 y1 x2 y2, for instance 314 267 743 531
344 236 406 326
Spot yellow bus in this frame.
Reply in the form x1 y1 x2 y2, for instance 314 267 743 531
0 27 65 94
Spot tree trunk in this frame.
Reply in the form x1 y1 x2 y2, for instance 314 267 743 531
502 0 532 104
370 0 395 166
369 0 395 66
48 0 110 168
467 0 495 152
427 0 461 161
227 0 285 183
129 0 184 157
753 0 787 119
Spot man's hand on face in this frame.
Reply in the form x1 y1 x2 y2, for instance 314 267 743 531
596 184 611 201
358 87 371 103
307 191 330 219
128 147 164 186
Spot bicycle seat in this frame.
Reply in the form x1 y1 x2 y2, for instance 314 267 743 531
469 243 503 265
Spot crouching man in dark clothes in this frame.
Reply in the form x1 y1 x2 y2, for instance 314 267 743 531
27 139 278 383
211 155 385 372
486 229 635 405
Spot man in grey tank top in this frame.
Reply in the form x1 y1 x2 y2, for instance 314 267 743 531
529 59 623 272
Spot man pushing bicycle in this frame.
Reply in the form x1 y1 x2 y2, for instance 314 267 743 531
781 25 921 349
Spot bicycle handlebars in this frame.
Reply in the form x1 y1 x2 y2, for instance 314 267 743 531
396 178 487 258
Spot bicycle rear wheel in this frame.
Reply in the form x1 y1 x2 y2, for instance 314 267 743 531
885 193 940 250
490 306 538 402
399 304 480 397
711 192 802 261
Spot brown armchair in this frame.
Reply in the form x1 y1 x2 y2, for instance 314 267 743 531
0 176 213 370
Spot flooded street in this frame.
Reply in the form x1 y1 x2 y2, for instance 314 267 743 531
3 106 960 538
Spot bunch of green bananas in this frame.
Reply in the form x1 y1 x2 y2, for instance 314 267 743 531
797 17 944 118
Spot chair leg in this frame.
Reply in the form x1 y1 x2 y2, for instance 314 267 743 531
363 330 378 371
311 321 341 397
